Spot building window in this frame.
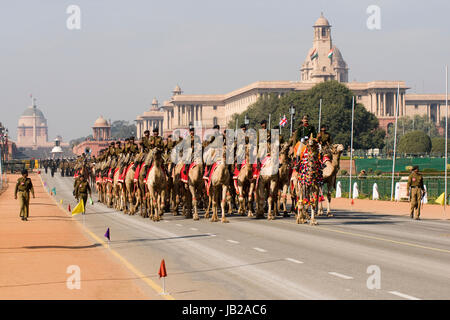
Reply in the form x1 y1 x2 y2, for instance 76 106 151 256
213 117 218 126
213 105 217 110
322 28 326 37
414 104 418 109
358 95 362 100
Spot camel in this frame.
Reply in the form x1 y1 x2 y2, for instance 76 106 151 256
124 157 137 215
255 153 279 220
297 138 323 225
318 144 344 216
208 148 231 223
145 148 167 221
187 160 204 221
277 142 291 217
235 144 256 217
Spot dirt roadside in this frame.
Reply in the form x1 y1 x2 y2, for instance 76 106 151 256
0 173 154 299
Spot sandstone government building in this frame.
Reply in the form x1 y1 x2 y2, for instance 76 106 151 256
136 13 447 138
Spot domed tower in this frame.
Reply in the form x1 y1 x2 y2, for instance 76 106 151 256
92 116 111 141
151 97 159 110
300 13 348 83
17 96 49 148
172 85 182 96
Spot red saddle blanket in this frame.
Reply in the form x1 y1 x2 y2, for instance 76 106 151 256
133 163 145 182
204 161 221 196
181 163 197 183
118 163 134 183
144 164 166 184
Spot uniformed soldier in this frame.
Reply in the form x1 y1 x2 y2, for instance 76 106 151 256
317 124 332 152
407 165 425 220
14 169 35 221
165 134 175 154
182 126 202 176
203 124 223 179
141 130 151 152
107 142 116 157
74 175 92 214
128 136 138 154
149 128 164 151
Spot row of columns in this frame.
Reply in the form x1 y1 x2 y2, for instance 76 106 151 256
93 127 111 140
174 104 203 127
369 91 405 117
136 118 163 138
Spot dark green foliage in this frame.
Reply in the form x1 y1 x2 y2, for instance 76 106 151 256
397 130 432 154
228 81 385 149
111 120 136 139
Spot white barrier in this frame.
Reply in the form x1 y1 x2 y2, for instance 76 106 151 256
422 185 428 204
394 182 400 201
352 182 359 199
372 183 379 200
335 181 342 198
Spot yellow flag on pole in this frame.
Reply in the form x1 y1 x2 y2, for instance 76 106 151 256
72 199 85 215
435 192 445 205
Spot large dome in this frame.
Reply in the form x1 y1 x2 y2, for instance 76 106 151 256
18 106 47 127
21 106 45 118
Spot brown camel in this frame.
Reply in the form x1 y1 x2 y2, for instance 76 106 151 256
318 143 344 216
255 154 279 220
145 148 167 221
277 142 291 216
235 144 256 217
208 148 231 223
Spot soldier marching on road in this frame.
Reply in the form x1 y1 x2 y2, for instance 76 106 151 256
74 175 92 214
407 165 425 220
14 169 35 221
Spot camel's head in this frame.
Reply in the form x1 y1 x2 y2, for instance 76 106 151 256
332 144 344 154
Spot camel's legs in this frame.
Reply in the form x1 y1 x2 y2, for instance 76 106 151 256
221 185 229 223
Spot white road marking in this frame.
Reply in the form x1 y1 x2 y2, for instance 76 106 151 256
285 258 304 264
164 220 169 223
388 291 421 300
328 272 354 280
206 233 216 237
253 247 267 253
175 224 183 227
190 227 198 231
226 240 240 244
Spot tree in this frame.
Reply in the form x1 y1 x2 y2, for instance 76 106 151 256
384 115 439 153
229 81 385 149
111 120 136 139
397 130 432 154
431 137 450 155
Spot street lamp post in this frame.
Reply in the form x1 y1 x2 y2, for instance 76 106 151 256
290 106 295 137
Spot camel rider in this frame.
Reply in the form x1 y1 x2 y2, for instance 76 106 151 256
107 142 115 158
149 128 164 151
203 124 222 180
119 137 138 176
128 136 138 155
182 126 202 177
141 130 151 152
257 119 271 153
293 115 316 158
145 128 164 169
317 124 332 153
165 134 175 155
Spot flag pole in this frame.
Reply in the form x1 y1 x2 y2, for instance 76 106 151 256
318 99 322 131
390 83 400 201
445 65 448 213
349 96 355 199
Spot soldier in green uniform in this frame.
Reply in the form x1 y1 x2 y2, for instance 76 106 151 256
317 125 332 148
14 169 35 221
406 165 425 220
128 136 138 155
165 134 175 154
149 128 164 151
182 126 202 176
74 175 92 214
203 124 223 179
141 130 151 152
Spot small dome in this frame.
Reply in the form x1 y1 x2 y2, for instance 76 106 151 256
93 116 109 127
51 146 63 153
314 13 330 27
152 98 158 105
173 85 181 92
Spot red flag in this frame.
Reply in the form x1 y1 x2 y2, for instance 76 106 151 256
68 204 71 212
351 199 354 205
158 259 167 278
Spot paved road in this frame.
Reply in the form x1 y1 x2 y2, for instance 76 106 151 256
42 172 450 300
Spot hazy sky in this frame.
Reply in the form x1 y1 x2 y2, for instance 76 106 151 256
1 0 449 141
